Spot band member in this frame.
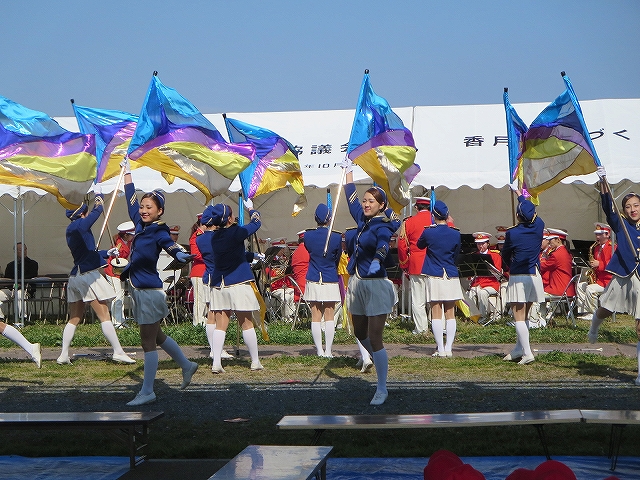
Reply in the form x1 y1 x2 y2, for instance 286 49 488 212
468 232 503 324
208 200 264 373
189 214 208 326
501 190 545 365
104 221 135 327
120 159 198 406
58 188 136 367
397 197 433 335
0 321 40 367
304 204 342 357
343 163 401 406
589 167 640 386
576 223 614 319
417 201 462 357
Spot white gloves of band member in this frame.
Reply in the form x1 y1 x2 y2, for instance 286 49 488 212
120 157 131 174
243 198 254 210
340 157 353 174
107 247 120 257
596 166 606 179
254 253 265 261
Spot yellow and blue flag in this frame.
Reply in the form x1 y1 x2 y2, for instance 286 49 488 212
73 103 139 183
127 74 255 201
224 116 306 216
0 95 96 208
347 72 419 213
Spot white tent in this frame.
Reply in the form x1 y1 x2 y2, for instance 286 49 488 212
1 98 638 274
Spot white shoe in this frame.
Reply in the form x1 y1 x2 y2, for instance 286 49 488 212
503 349 524 361
370 390 388 405
322 353 333 359
56 353 72 365
180 362 198 389
578 314 593 321
361 360 374 373
211 364 225 374
112 353 136 364
126 392 156 406
432 351 447 358
635 376 640 386
518 354 535 365
31 343 42 369
587 331 598 344
221 350 234 359
250 361 264 371
444 351 453 358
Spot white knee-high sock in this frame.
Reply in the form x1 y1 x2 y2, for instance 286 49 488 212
101 321 125 355
311 322 324 355
141 350 158 395
445 319 456 352
515 321 532 356
431 318 445 353
2 325 34 354
324 321 335 356
160 336 191 369
212 329 226 366
589 312 605 335
356 339 371 363
61 323 77 357
206 324 216 358
371 348 388 394
242 328 260 364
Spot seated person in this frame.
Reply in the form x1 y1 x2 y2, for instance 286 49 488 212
3 243 39 321
290 231 309 302
576 223 614 320
467 232 503 322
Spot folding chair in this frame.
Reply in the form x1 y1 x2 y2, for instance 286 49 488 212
546 274 580 327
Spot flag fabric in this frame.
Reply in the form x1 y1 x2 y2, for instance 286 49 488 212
127 74 255 201
73 104 140 183
503 89 528 185
0 95 96 208
347 72 419 213
518 74 599 201
224 116 307 216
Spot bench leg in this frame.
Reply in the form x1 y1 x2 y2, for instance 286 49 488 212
311 429 325 445
608 424 625 471
534 425 551 460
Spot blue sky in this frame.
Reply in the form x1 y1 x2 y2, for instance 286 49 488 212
3 0 639 118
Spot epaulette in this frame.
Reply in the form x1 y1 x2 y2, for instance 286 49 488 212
426 224 438 229
449 225 460 231
506 224 518 230
305 228 315 232
332 230 342 235
345 226 357 231
489 249 500 254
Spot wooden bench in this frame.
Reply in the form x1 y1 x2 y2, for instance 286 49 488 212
209 445 333 480
277 410 584 460
0 411 164 469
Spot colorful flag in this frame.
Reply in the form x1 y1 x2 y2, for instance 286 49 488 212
224 116 306 216
127 74 255 201
0 95 96 208
347 72 419 213
73 103 139 183
503 89 528 185
519 74 599 200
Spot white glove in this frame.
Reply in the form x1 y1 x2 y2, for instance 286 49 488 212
243 197 254 210
340 157 353 174
107 247 120 257
93 184 102 195
120 157 131 174
255 253 265 261
596 166 606 179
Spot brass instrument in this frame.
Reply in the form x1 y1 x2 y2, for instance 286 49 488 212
586 241 597 284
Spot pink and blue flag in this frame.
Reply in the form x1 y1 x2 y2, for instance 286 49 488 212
347 72 419 213
127 74 255 201
0 95 96 208
508 74 600 202
72 103 139 183
224 116 307 216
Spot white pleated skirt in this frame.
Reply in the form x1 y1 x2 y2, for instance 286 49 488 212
67 269 115 303
304 280 341 302
210 282 259 312
599 273 640 318
505 272 545 303
426 275 463 302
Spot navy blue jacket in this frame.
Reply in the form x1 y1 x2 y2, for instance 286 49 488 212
304 226 342 283
501 196 545 275
601 191 640 277
120 183 187 289
417 223 461 278
344 183 401 278
66 195 108 275
195 230 216 286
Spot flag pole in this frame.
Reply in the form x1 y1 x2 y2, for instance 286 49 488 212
96 165 125 248
323 164 347 256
